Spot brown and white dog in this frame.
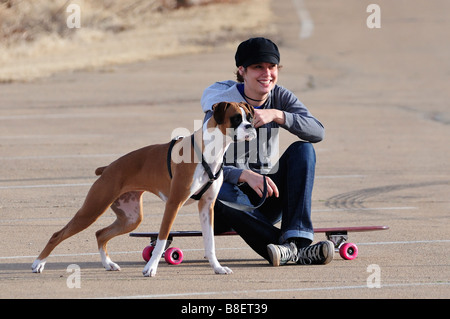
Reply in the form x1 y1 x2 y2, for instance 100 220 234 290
31 102 255 277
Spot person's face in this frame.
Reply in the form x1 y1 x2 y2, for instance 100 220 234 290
239 62 278 97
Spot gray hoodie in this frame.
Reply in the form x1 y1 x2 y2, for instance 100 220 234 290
201 80 324 184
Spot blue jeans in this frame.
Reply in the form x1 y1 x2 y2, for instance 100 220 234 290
214 141 316 261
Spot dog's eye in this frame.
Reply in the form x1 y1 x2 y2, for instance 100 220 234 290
230 114 242 129
246 113 253 122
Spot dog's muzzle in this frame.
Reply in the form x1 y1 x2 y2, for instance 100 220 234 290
244 125 257 141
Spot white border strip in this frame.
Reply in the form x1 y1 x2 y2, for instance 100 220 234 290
0 247 249 261
316 175 366 179
313 206 417 212
0 113 140 121
106 282 450 299
0 175 369 190
0 154 121 160
2 240 448 261
0 183 92 190
359 239 450 246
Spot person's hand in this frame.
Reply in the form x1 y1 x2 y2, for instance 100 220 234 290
252 109 285 128
238 170 279 198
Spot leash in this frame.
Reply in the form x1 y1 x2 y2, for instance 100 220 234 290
217 175 267 212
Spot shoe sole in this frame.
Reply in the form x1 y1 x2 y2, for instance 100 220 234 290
322 240 335 265
266 244 281 267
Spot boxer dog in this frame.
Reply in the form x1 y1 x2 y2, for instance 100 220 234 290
31 102 256 277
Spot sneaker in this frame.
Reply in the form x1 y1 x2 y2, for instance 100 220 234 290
296 240 334 265
267 242 298 266
267 240 335 266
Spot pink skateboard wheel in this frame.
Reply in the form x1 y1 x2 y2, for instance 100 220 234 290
164 247 183 265
142 245 154 262
339 243 358 260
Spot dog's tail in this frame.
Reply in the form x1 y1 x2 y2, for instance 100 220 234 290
95 166 107 176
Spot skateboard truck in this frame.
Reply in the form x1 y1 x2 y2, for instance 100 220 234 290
326 230 348 250
325 230 359 260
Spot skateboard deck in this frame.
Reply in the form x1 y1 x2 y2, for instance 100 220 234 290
130 225 389 264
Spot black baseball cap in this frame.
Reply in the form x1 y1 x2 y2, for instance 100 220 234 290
235 37 280 68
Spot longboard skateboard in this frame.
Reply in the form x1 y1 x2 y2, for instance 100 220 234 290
130 225 389 264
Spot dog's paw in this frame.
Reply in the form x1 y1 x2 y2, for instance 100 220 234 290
142 264 158 277
142 244 164 277
102 256 121 271
104 261 121 271
214 266 233 275
31 259 46 273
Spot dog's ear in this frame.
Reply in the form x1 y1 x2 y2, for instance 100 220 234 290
212 102 230 124
239 102 254 116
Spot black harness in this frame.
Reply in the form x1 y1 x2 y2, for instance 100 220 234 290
167 135 223 200
166 135 267 211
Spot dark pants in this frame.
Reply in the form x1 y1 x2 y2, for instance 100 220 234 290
214 141 316 261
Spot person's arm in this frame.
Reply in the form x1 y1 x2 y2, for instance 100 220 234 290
251 108 285 128
275 86 325 143
238 169 278 198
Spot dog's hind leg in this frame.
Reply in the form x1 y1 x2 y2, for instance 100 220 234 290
96 191 144 271
32 178 119 273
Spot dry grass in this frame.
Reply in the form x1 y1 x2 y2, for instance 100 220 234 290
0 0 244 45
0 0 275 82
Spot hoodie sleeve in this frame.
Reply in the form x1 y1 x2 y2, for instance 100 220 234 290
201 80 245 112
275 86 325 143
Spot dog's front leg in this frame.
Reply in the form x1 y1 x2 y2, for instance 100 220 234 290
199 200 233 275
142 198 183 277
142 238 167 277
